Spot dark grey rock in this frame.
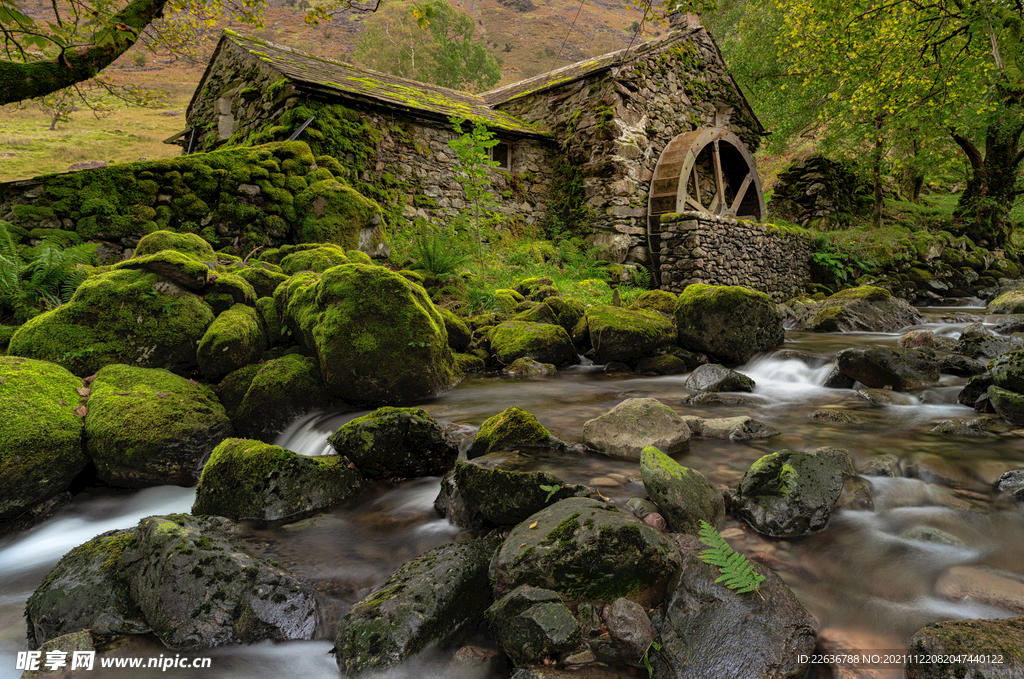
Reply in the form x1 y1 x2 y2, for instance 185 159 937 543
485 586 582 667
683 363 755 393
836 347 940 391
640 446 723 534
905 616 1024 679
328 406 459 479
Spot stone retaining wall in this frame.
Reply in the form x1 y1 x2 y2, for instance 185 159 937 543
657 212 813 300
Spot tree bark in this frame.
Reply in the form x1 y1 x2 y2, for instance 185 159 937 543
0 0 168 106
871 115 884 228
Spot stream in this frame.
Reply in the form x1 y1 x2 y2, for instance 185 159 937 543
2 305 1023 678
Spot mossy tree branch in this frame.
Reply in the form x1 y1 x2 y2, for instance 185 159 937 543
0 0 168 106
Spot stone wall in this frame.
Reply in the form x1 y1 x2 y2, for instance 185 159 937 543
493 26 762 264
657 212 813 301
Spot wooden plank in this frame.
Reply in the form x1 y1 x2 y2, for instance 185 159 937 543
729 173 753 216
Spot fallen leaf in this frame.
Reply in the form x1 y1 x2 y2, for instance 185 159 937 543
529 521 538 529
75 405 88 417
76 387 90 397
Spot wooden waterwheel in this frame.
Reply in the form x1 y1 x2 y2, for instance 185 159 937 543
648 127 765 221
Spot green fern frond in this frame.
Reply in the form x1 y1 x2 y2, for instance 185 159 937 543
0 222 21 264
697 520 766 595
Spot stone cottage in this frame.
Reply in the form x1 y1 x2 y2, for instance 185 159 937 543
176 20 770 272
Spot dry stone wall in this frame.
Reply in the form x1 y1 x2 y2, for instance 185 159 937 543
657 212 813 300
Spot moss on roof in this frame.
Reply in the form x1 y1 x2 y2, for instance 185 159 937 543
222 31 548 137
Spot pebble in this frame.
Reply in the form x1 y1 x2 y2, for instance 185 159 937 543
589 476 621 487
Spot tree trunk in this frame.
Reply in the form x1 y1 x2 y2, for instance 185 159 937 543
0 0 168 106
952 110 1024 248
872 115 884 228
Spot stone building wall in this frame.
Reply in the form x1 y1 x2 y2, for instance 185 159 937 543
493 26 762 264
657 212 813 301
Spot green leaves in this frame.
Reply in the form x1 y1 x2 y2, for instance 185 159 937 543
697 520 765 595
539 483 561 503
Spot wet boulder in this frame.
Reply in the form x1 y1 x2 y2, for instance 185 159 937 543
835 347 940 390
443 458 596 527
988 385 1024 426
439 307 472 352
683 363 755 393
228 355 330 442
675 284 783 364
334 537 500 676
8 268 215 376
994 315 1024 334
328 407 458 479
788 286 923 333
25 529 149 648
996 470 1024 504
503 357 556 375
958 373 995 411
196 304 266 380
277 263 460 405
0 357 88 522
489 321 578 368
697 416 780 440
897 329 935 348
490 497 682 605
635 354 691 375
582 305 676 365
582 398 690 460
84 365 233 487
730 450 845 537
986 287 1024 314
991 350 1024 393
640 446 723 534
192 439 362 523
906 616 1024 679
20 632 95 677
952 322 1019 358
118 514 319 649
650 533 816 679
938 354 985 377
468 407 564 458
485 586 582 667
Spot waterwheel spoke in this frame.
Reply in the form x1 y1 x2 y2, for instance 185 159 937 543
685 163 704 212
712 141 725 214
729 173 753 216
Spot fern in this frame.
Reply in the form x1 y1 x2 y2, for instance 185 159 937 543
697 520 765 595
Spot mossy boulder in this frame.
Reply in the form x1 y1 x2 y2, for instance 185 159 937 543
515 277 555 298
118 514 318 650
629 289 678 315
84 364 233 487
134 230 215 259
503 357 556 375
494 288 530 313
8 268 215 376
490 497 682 605
835 347 940 390
787 286 924 332
489 321 578 368
583 305 676 365
294 178 382 247
485 586 583 667
231 354 330 442
197 304 266 380
0 357 88 521
635 354 691 375
234 266 290 299
989 385 1024 426
675 284 783 364
652 533 816 679
468 407 562 458
582 398 690 460
905 616 1024 679
279 264 460 404
333 537 500 676
439 307 472 352
24 529 149 648
0 324 17 351
255 296 281 345
192 438 362 523
445 459 596 527
640 446 723 534
544 296 586 334
115 249 212 291
988 287 1024 314
730 450 845 537
991 351 1024 393
683 363 755 393
203 273 258 315
279 243 349 275
328 406 459 479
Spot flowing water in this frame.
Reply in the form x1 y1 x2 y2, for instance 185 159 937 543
2 306 1023 678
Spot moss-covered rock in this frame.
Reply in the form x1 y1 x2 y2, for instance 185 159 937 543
279 243 349 274
835 347 940 391
235 266 290 299
640 446 722 534
988 287 1024 314
991 351 1024 394
197 304 266 380
490 497 682 605
255 296 281 345
455 352 487 372
629 289 678 315
193 438 362 523
134 230 215 259
0 324 17 352
334 537 500 676
328 406 458 479
468 407 562 458
583 305 676 365
0 357 88 521
683 363 755 393
582 398 690 460
787 285 924 333
634 354 691 375
84 364 233 487
906 616 1024 679
730 450 845 537
214 363 264 418
489 320 578 368
25 529 148 648
494 288 530 313
675 284 783 364
294 179 382 247
544 296 586 334
439 307 472 352
485 586 582 667
231 354 329 441
118 514 318 649
115 249 212 291
446 459 596 527
503 357 556 375
515 277 555 298
280 264 460 404
989 385 1024 426
8 268 215 376
203 272 257 315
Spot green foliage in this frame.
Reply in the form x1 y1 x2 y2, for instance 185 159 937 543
643 640 662 677
539 483 561 503
812 238 878 287
545 158 592 240
0 222 96 322
413 225 468 278
449 116 501 273
697 520 765 594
